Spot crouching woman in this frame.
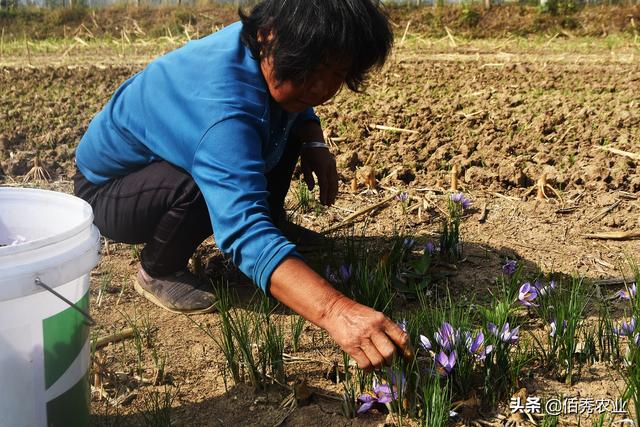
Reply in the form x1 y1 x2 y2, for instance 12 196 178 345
74 0 410 371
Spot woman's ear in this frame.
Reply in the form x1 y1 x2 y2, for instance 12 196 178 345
257 29 275 59
257 28 275 44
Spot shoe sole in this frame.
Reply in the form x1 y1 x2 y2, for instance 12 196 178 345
132 275 217 315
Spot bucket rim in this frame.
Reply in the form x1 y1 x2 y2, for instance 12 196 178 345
0 187 94 257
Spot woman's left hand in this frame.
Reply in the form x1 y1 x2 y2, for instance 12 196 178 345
301 146 338 206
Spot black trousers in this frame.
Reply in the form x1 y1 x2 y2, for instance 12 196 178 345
74 138 301 277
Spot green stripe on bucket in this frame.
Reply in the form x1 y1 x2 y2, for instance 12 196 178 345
43 291 90 389
46 372 90 427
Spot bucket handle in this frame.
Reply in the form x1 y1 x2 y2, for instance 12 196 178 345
35 278 96 327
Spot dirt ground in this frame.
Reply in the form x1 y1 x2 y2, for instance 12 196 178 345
1 5 639 426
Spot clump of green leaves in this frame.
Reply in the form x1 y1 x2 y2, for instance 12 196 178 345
191 284 287 389
439 192 471 262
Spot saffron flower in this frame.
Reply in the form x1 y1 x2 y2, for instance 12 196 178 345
450 192 472 209
338 264 352 283
398 319 407 333
488 322 519 344
357 378 397 414
396 192 409 202
403 238 415 250
435 351 457 377
617 283 637 300
518 282 538 307
535 279 556 297
549 319 567 338
635 333 640 347
385 368 407 395
325 264 351 284
424 241 437 255
419 334 432 351
324 265 339 283
613 318 637 337
465 331 492 361
434 322 458 351
502 260 517 276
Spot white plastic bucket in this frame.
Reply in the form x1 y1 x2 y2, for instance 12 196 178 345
0 187 100 427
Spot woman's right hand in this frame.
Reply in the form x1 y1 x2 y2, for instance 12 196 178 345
269 257 413 371
319 295 413 371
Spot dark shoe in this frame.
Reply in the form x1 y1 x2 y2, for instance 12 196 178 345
133 266 216 314
276 219 327 253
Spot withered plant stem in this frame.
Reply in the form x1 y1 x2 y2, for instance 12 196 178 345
400 20 411 46
450 163 460 191
369 123 418 135
321 193 397 235
93 328 136 349
595 145 640 161
583 230 640 240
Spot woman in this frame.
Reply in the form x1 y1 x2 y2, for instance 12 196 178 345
74 0 411 371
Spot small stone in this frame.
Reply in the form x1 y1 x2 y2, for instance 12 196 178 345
253 396 267 405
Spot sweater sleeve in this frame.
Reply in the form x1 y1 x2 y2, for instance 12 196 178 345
191 116 300 293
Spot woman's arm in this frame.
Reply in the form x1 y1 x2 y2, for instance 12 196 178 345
269 256 412 370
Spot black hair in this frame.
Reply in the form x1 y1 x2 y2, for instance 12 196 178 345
239 0 393 92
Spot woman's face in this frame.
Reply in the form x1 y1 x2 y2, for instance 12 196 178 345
260 56 348 113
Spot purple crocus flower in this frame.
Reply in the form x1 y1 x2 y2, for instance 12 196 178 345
450 192 472 209
338 264 352 283
535 279 555 297
466 331 492 361
617 283 637 300
434 322 457 351
357 378 397 414
613 318 637 337
500 323 520 344
403 238 415 250
502 260 518 276
488 322 519 344
385 368 407 395
435 351 457 377
488 322 498 337
424 241 436 255
398 319 407 333
396 192 409 202
635 333 640 347
518 282 539 307
533 279 543 293
419 334 432 351
325 264 352 284
549 319 567 337
324 265 339 283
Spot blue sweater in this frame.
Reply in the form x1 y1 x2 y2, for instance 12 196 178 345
76 22 319 293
